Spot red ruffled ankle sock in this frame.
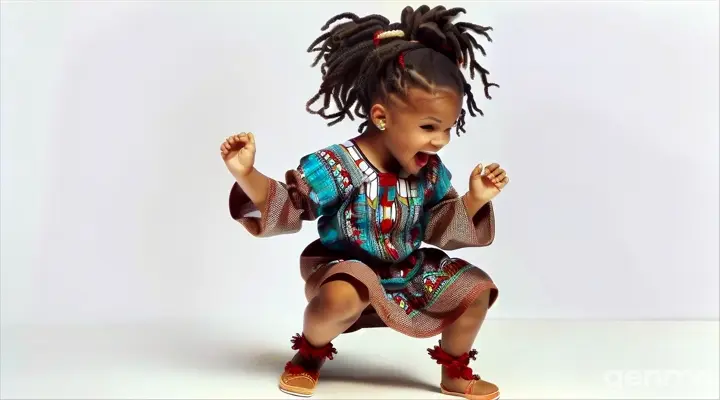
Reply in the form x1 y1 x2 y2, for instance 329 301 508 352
427 340 480 380
284 333 337 374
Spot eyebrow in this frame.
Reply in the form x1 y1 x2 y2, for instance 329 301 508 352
421 116 443 123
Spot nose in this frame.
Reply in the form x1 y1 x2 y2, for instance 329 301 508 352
430 133 450 151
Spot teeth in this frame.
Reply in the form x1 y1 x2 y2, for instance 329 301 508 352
420 151 436 155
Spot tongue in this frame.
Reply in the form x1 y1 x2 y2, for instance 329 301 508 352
416 152 429 165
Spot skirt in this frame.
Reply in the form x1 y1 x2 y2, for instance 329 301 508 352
299 240 499 339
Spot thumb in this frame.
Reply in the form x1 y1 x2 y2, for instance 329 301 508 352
472 163 484 177
248 132 255 144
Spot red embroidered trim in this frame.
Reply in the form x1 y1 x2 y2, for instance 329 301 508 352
427 342 480 381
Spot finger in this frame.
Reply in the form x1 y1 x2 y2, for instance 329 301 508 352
234 132 247 144
492 169 506 183
498 176 510 189
485 163 500 177
228 134 250 149
470 164 483 178
236 133 251 144
222 142 232 152
221 144 230 156
248 132 255 144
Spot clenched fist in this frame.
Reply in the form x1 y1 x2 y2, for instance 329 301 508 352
221 132 256 178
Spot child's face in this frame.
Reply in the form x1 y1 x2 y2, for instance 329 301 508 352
380 86 463 175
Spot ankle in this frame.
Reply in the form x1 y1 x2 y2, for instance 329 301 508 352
291 333 337 358
285 333 337 372
428 340 480 381
301 333 329 349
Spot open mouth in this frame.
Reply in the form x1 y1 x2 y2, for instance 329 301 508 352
414 151 436 168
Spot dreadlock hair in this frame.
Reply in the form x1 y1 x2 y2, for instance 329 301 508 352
305 5 499 135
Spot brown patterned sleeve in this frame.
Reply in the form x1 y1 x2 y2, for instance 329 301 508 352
228 168 325 237
422 188 495 250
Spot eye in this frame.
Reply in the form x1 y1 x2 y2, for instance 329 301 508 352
420 124 435 132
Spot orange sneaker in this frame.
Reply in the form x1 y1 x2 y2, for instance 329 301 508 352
428 341 500 400
278 333 337 397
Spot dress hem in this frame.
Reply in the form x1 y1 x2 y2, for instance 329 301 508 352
303 259 499 339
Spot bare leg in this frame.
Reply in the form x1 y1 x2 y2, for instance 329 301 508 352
280 274 370 396
302 274 370 348
438 290 499 398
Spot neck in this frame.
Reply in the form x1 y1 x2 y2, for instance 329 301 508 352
354 127 400 173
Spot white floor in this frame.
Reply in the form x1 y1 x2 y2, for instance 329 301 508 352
1 320 718 399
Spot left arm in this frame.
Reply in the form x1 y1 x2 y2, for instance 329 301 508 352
422 159 507 250
423 188 495 250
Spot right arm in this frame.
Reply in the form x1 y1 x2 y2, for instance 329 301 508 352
231 167 270 217
221 133 342 237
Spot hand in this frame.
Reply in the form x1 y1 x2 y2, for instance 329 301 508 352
221 132 256 179
468 162 510 205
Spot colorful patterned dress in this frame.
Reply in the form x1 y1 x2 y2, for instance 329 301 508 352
229 140 498 338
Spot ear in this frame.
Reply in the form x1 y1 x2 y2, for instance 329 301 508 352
369 103 388 128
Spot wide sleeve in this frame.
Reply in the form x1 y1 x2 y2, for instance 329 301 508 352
228 151 342 237
422 160 495 250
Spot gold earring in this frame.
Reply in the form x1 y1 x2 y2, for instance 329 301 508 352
376 120 386 130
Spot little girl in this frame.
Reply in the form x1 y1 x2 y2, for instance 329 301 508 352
221 5 509 400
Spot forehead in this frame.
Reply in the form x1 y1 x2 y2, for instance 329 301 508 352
389 86 462 120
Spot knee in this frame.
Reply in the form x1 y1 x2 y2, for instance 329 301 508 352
466 290 491 313
314 276 370 320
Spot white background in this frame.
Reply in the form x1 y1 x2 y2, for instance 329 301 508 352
1 0 718 329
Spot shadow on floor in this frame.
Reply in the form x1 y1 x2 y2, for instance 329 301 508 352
146 328 439 393
241 348 439 393
176 343 438 393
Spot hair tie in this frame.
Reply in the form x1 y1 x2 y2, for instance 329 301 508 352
372 30 382 47
373 29 405 47
398 52 406 69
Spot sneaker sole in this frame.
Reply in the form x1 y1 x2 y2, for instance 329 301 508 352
278 384 314 397
441 387 500 400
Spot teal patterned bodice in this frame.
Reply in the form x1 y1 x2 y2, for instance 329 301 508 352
297 140 452 263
